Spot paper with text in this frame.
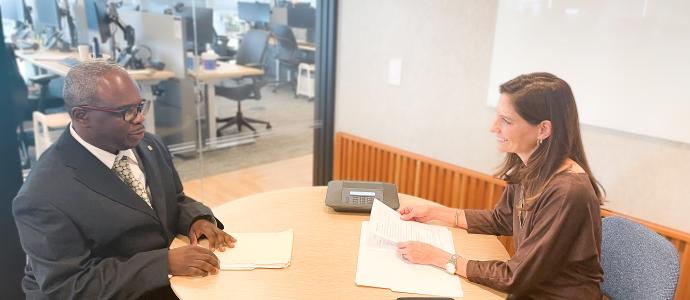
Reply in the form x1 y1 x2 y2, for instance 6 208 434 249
369 200 446 248
355 200 462 297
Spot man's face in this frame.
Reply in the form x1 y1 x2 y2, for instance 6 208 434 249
83 70 145 153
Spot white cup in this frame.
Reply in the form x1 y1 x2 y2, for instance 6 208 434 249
77 45 91 61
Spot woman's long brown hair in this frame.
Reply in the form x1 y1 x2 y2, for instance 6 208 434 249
495 72 604 205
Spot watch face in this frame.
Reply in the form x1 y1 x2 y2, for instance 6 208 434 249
446 262 456 274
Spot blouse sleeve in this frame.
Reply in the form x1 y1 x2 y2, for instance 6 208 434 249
465 182 599 295
464 185 514 236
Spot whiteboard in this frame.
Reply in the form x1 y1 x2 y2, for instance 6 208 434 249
487 0 690 144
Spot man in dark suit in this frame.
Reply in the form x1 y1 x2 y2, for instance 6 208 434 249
13 61 236 299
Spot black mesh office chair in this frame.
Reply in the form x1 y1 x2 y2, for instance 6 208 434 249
214 29 272 136
270 24 300 95
6 44 63 168
7 44 32 168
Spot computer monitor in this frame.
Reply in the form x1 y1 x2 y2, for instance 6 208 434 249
34 0 61 32
3 0 34 43
238 2 270 25
287 3 315 29
86 0 112 43
84 0 98 29
0 0 21 21
176 6 214 53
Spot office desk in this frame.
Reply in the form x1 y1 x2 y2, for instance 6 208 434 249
187 62 264 147
169 186 509 299
15 49 175 134
297 41 316 52
267 37 316 53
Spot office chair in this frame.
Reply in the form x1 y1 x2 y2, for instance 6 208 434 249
6 44 65 168
214 29 272 136
7 44 33 168
270 24 301 96
7 44 64 113
601 216 680 300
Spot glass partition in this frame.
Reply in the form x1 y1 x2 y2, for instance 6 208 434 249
185 0 319 207
5 0 321 209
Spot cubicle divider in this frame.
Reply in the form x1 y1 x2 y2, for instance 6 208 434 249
118 11 200 152
333 131 689 300
118 11 186 77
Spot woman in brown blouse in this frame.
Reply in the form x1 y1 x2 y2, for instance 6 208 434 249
397 72 605 299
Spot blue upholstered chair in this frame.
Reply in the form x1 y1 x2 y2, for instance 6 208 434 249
601 216 680 300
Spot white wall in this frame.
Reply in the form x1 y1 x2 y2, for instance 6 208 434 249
335 0 690 232
487 0 690 144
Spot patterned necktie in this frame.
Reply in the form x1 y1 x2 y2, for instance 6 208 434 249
112 155 152 208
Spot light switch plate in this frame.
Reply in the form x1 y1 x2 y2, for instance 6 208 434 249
387 58 402 86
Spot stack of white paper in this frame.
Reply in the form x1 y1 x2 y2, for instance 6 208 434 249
355 200 463 297
215 229 293 270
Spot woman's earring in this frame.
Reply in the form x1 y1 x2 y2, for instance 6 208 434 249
537 138 543 145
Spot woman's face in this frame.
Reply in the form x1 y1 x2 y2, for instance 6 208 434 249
490 94 540 163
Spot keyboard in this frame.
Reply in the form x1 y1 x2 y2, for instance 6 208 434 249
58 57 81 68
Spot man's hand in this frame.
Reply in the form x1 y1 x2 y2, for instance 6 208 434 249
396 241 449 268
168 245 220 276
188 219 237 251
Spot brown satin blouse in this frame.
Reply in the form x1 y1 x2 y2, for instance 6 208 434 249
464 173 603 299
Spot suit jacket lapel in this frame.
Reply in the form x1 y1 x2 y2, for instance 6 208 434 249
135 139 169 234
56 131 158 220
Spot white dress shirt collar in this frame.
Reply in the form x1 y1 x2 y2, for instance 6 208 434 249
69 124 138 169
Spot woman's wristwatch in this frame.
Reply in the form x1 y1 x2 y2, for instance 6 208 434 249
445 254 459 275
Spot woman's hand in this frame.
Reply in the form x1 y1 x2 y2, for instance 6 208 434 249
398 205 437 223
396 241 449 268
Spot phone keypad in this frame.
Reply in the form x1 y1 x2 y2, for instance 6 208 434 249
346 195 375 205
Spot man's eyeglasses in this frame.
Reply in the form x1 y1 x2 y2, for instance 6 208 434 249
77 100 151 122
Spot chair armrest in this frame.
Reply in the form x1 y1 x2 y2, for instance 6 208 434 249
28 74 60 85
243 63 262 68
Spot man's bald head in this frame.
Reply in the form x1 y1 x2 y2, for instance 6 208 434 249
63 60 130 112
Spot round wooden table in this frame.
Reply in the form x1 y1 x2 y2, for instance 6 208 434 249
170 186 509 299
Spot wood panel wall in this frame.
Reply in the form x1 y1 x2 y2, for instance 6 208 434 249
333 132 688 299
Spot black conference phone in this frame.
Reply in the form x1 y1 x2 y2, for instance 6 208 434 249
325 180 399 213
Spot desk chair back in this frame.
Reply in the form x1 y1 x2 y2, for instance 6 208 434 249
6 45 30 120
7 44 34 167
214 30 272 135
601 216 680 300
270 24 299 64
236 29 270 68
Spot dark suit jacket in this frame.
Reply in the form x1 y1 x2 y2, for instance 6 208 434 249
13 130 218 299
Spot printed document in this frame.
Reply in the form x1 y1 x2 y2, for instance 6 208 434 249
355 200 463 297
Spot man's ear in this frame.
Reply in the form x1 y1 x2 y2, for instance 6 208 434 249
538 120 552 140
71 107 89 128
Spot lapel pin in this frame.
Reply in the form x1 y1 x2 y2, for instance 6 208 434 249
147 145 153 151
